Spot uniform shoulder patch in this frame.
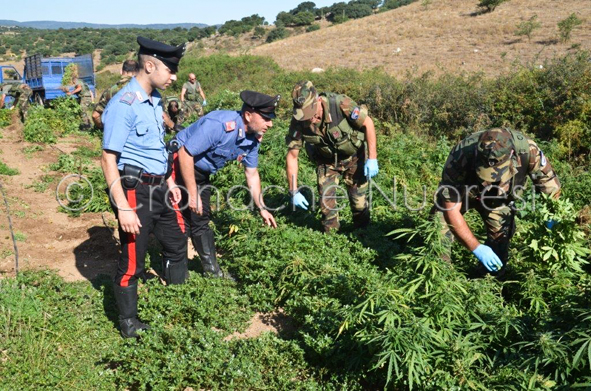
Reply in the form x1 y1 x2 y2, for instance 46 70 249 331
119 92 136 105
350 106 360 120
225 121 236 132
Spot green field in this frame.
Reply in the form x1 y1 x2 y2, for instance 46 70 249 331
1 52 590 389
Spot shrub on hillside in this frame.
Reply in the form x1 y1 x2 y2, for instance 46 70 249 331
381 0 416 11
24 97 82 143
515 14 541 41
478 0 510 13
266 27 289 43
0 109 11 127
558 13 583 43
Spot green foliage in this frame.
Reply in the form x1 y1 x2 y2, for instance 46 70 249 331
306 23 321 32
61 63 77 86
253 26 266 39
23 97 82 143
514 194 590 274
266 26 289 43
0 109 11 127
382 0 417 11
558 13 583 43
478 0 510 12
515 14 541 41
0 161 19 176
219 14 265 37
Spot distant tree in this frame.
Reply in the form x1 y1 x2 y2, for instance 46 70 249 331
293 11 316 26
293 1 317 14
478 0 509 13
515 14 541 41
276 11 296 26
558 13 583 43
266 27 289 43
253 26 266 39
382 0 416 11
346 3 373 19
352 0 381 10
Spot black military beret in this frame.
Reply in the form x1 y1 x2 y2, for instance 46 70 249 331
137 36 186 73
240 90 281 119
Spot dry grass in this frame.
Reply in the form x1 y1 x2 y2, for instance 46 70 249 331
250 0 591 77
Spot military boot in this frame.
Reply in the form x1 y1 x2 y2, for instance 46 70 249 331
192 230 225 278
163 258 188 285
113 284 150 338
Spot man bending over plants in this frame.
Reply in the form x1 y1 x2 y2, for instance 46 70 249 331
433 128 561 278
286 80 379 232
176 90 279 278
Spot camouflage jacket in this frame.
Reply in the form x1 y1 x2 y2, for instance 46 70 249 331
286 93 368 159
438 130 561 203
94 76 132 114
182 81 201 102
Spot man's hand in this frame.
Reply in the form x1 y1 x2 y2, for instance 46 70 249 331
364 159 379 178
202 99 207 106
189 193 203 215
118 210 142 235
472 244 503 272
260 209 277 228
292 191 309 210
168 186 181 205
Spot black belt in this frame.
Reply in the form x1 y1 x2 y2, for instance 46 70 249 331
140 174 165 186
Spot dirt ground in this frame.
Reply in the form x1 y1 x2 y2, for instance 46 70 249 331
0 116 118 281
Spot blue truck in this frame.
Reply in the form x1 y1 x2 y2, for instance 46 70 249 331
0 54 96 106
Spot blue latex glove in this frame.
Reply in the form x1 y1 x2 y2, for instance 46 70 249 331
364 159 379 178
291 192 309 210
545 219 557 230
202 99 207 106
472 244 503 272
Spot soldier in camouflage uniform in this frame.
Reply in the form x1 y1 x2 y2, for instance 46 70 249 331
92 60 139 129
79 81 94 128
180 73 206 118
286 80 379 232
0 83 32 121
433 128 561 277
163 96 186 132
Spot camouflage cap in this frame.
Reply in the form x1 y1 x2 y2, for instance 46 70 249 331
292 80 318 121
475 128 518 184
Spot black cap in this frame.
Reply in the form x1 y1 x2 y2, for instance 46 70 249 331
240 90 281 119
137 36 186 73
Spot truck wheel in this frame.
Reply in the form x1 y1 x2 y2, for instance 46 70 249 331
34 93 44 106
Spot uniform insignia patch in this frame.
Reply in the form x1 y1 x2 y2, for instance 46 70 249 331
119 92 136 105
351 107 360 120
540 151 547 167
225 121 236 132
135 91 143 101
332 130 340 138
239 128 244 138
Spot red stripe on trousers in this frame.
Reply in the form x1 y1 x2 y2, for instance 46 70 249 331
120 189 137 287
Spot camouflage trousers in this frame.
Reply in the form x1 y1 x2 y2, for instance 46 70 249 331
184 100 204 118
433 194 516 278
80 97 93 128
316 153 369 232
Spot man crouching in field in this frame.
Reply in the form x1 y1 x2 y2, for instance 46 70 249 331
433 128 561 279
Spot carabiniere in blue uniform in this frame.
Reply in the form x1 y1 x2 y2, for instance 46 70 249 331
102 77 168 176
175 110 260 174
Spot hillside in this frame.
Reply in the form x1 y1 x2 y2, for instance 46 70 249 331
252 0 591 77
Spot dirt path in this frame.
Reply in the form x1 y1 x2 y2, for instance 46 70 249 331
0 117 119 282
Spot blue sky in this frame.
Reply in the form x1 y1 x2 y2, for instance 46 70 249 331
2 0 338 26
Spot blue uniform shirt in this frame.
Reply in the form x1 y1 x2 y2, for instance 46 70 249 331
176 110 260 174
102 77 168 175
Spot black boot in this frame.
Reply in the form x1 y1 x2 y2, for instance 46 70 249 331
163 258 188 285
192 230 224 278
113 284 150 338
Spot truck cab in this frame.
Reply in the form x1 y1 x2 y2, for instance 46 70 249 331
24 54 96 105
